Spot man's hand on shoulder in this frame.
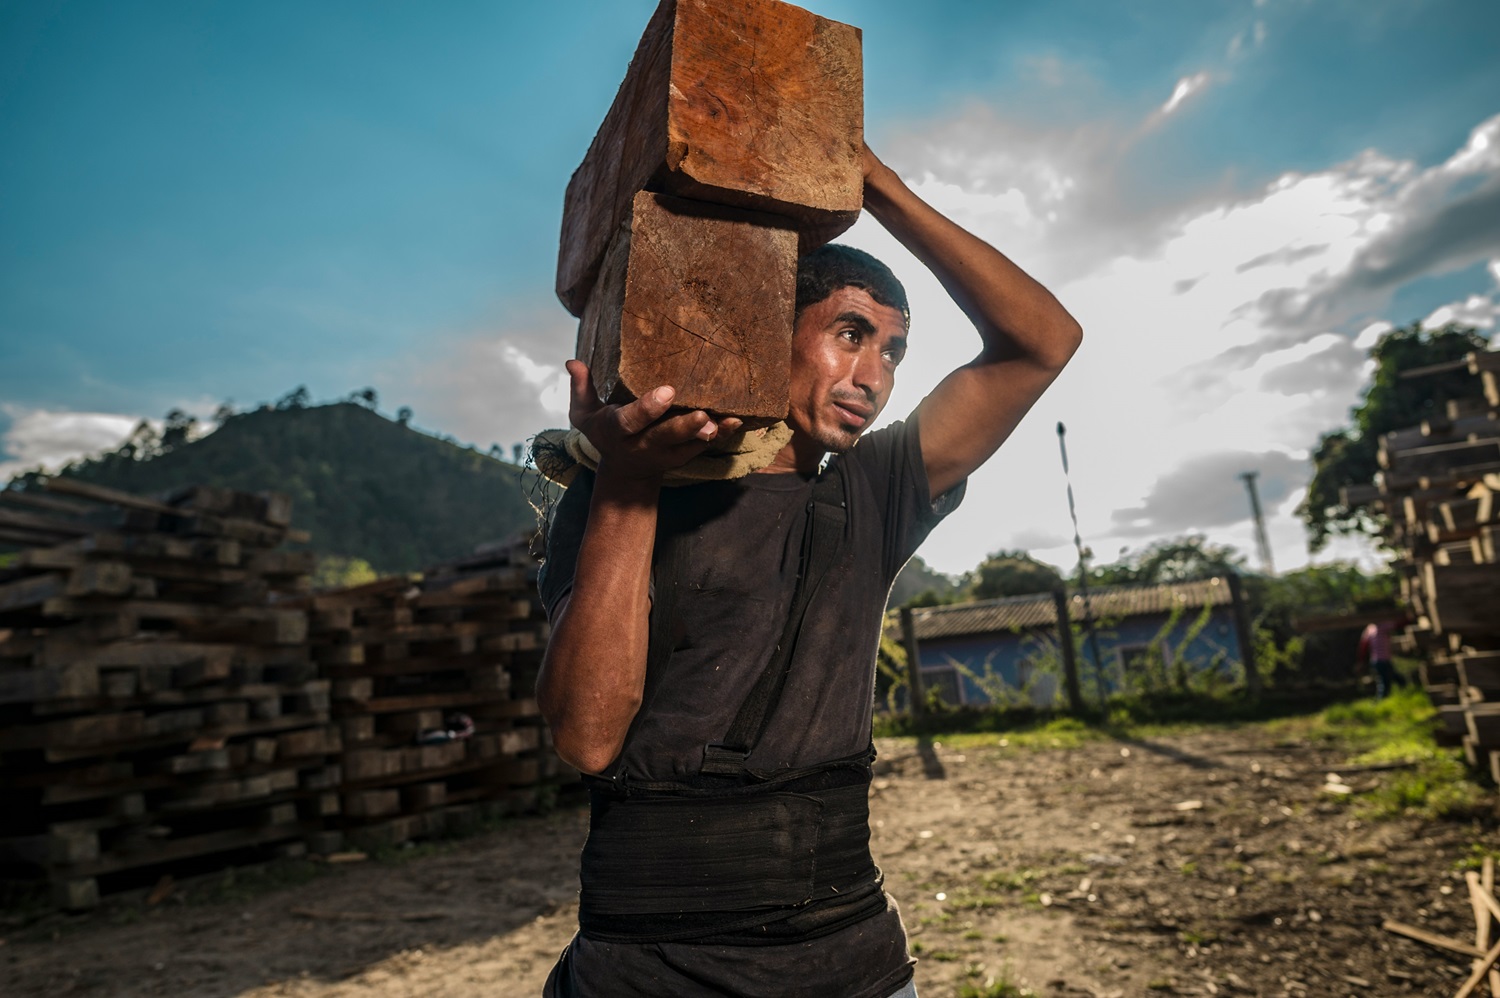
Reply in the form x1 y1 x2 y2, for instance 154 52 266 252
567 360 743 483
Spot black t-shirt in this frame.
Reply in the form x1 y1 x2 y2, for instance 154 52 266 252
539 415 962 998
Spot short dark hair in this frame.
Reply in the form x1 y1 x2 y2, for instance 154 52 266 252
795 244 909 327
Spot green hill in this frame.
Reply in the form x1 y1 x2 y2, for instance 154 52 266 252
14 402 544 573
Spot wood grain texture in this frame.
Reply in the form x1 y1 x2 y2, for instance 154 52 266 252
577 191 797 423
557 0 862 315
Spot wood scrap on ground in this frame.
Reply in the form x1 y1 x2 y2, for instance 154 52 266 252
1385 856 1500 996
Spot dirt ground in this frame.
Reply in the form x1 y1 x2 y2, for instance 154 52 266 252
5 721 1498 998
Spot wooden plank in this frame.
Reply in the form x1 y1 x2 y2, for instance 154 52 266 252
1388 439 1500 477
1290 608 1406 633
43 476 179 514
1382 918 1485 958
0 507 89 538
1473 525 1500 564
0 572 66 612
576 190 797 421
346 690 510 715
0 490 95 517
0 525 76 547
1338 482 1385 507
1456 938 1500 998
556 0 862 315
1459 652 1500 691
0 662 100 703
1466 706 1500 747
1422 563 1500 634
1436 540 1477 566
1421 411 1500 441
58 822 306 879
415 568 528 600
38 597 302 627
64 561 133 598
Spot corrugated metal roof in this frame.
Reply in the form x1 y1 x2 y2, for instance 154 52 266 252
903 577 1234 642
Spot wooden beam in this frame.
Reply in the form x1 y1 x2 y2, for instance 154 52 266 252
900 605 925 721
577 190 798 421
1226 573 1260 698
43 476 178 514
557 0 863 316
1382 918 1484 958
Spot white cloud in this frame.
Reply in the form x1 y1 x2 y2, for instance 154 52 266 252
842 107 1500 578
1425 292 1500 330
1353 320 1393 350
1159 72 1212 117
375 306 574 454
0 405 144 482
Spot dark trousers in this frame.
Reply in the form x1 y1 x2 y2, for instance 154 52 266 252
1372 659 1404 699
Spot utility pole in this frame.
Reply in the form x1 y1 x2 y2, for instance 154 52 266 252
1240 471 1275 575
1057 422 1108 705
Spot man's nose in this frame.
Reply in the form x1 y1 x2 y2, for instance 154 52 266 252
850 348 886 399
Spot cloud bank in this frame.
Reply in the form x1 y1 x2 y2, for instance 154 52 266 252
843 106 1500 575
0 405 143 482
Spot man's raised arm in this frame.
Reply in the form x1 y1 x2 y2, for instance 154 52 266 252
861 147 1083 500
535 363 738 775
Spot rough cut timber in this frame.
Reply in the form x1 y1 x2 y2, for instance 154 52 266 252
577 190 798 421
556 0 863 316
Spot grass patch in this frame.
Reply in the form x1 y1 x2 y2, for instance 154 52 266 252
1273 686 1490 822
1357 754 1489 821
874 685 1361 747
1455 843 1500 871
958 976 1038 998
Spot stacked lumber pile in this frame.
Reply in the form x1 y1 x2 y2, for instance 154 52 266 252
306 536 563 851
1343 350 1500 771
0 479 331 909
561 0 864 422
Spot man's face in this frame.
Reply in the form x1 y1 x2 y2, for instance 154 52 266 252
786 286 908 453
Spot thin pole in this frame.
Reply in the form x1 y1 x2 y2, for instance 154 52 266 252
1240 471 1275 575
1057 422 1107 704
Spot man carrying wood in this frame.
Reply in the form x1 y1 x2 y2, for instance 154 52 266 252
535 145 1082 997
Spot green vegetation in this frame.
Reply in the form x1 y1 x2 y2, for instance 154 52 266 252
957 976 1037 998
312 555 381 589
872 684 1351 740
1277 686 1487 820
1454 843 1500 871
7 397 546 573
882 684 1489 825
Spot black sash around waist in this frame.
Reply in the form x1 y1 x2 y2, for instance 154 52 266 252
577 757 885 944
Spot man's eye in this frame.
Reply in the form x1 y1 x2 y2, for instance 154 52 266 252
841 328 860 342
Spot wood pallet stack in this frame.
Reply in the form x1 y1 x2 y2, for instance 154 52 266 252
1344 350 1500 773
306 536 564 852
0 479 333 909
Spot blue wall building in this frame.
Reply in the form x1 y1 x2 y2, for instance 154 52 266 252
897 578 1246 708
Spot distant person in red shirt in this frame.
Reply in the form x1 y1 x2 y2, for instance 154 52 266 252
1355 619 1405 699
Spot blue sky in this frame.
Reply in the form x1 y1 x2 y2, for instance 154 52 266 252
3 0 1499 575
